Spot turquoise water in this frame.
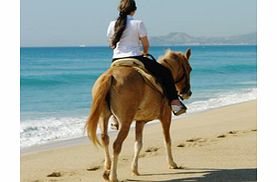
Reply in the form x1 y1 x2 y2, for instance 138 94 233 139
20 45 257 148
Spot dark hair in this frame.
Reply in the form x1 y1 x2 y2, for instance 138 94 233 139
111 0 137 48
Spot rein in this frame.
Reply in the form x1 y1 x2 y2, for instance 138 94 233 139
173 61 191 96
144 53 157 61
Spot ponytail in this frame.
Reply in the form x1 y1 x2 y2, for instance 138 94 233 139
111 0 137 48
111 13 128 48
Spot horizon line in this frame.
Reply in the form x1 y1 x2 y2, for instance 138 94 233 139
20 31 257 48
20 44 257 48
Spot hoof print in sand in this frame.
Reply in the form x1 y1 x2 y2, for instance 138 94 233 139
122 158 128 161
177 138 207 148
47 172 62 177
228 131 237 134
87 166 101 171
177 143 185 147
186 138 202 142
145 147 159 153
217 134 226 138
139 153 146 158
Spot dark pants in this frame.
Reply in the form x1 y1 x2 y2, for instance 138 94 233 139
113 56 178 101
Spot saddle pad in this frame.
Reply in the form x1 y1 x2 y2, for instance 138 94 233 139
111 58 163 94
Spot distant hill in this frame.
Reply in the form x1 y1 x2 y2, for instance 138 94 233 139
150 32 257 46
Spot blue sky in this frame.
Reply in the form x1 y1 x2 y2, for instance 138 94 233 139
21 0 257 47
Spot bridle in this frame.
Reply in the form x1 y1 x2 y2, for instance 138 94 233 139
174 63 186 84
174 62 190 96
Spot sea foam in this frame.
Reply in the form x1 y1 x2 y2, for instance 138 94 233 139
187 88 256 113
20 117 87 148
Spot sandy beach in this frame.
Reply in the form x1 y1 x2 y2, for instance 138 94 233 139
21 100 257 182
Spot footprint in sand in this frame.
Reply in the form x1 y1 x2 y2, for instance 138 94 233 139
142 147 160 157
139 153 146 158
177 129 257 150
217 134 227 138
218 129 254 139
145 147 159 153
228 131 238 135
122 157 129 161
177 143 185 148
87 166 101 171
47 172 62 177
186 138 202 142
177 138 207 148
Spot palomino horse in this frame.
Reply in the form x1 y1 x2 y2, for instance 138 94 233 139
86 49 192 182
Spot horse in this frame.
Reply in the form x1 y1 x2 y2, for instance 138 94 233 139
86 48 192 182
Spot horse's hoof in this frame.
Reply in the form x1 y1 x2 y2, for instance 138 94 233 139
169 162 178 169
108 175 119 182
132 171 140 176
102 170 110 181
169 166 178 169
109 179 119 182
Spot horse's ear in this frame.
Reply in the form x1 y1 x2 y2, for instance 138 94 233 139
184 48 191 60
165 49 172 56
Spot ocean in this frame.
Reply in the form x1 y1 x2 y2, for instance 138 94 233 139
20 45 257 149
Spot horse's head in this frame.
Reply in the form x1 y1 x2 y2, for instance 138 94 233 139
159 48 192 100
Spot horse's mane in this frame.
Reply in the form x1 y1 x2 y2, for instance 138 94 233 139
158 49 184 63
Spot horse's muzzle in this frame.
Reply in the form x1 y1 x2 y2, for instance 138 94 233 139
180 90 192 100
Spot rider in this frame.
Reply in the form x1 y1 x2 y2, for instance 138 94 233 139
107 0 187 117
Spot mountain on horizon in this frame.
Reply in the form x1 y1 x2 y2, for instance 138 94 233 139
150 32 257 45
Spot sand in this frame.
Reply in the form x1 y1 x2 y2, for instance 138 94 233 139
21 100 257 182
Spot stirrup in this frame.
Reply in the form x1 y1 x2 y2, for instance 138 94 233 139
171 102 187 116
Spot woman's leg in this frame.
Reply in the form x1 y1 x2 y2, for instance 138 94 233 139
138 57 178 101
138 57 186 115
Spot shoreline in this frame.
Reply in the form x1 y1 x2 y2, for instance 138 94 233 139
20 99 256 155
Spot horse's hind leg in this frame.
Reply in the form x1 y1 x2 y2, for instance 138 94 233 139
160 109 178 169
109 120 132 182
98 112 112 180
131 121 145 176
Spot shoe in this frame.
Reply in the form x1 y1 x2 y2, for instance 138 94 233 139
110 115 119 130
111 122 119 130
171 102 187 116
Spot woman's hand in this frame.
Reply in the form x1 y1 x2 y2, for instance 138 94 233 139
141 51 148 57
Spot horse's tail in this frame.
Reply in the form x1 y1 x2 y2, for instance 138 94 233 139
85 71 113 146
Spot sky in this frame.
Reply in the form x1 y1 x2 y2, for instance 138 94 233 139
21 0 257 47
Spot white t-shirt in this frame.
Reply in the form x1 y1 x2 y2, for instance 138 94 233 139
107 15 147 59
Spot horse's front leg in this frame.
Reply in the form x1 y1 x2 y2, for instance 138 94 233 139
131 121 145 176
160 110 178 169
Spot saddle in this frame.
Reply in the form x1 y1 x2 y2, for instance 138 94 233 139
111 58 163 94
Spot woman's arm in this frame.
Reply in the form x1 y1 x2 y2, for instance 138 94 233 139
140 36 149 55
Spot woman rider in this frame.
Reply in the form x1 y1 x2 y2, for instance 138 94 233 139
107 0 187 121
